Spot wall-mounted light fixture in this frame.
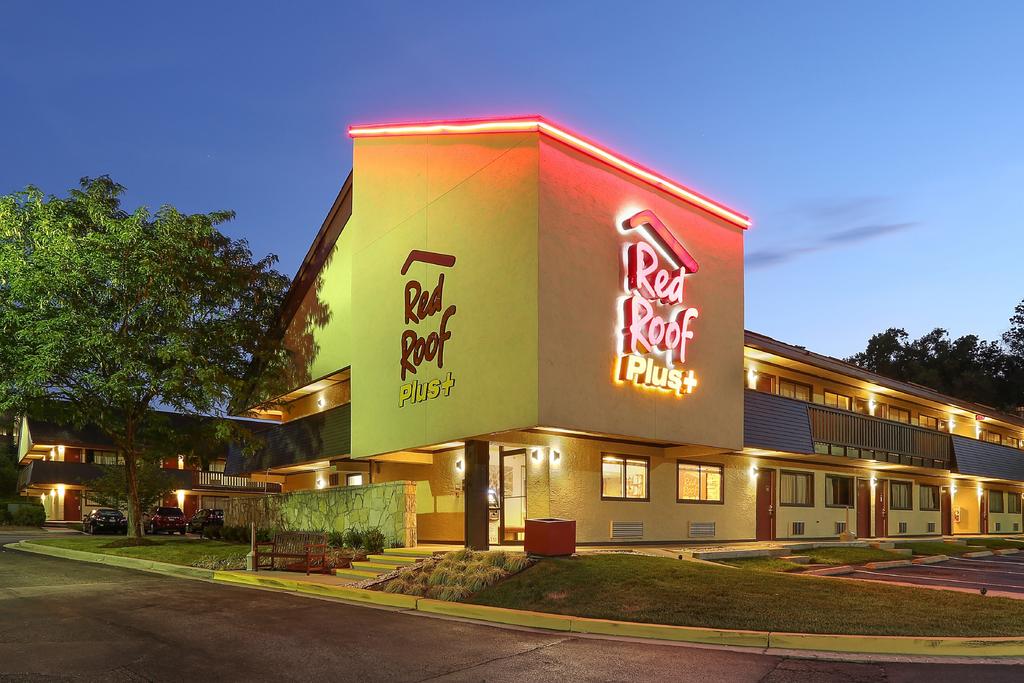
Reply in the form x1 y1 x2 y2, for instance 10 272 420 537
870 475 877 488
749 464 758 478
531 449 543 463
315 476 326 489
176 489 185 507
56 484 65 495
950 480 958 495
317 396 325 409
455 459 464 472
550 450 561 464
746 367 757 389
977 484 984 497
57 445 65 458
868 399 877 417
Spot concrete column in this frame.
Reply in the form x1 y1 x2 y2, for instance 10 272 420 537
463 440 489 550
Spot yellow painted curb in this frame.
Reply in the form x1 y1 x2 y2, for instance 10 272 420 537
570 616 769 648
768 632 1024 657
416 599 573 632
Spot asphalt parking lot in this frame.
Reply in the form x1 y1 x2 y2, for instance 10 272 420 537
844 553 1024 596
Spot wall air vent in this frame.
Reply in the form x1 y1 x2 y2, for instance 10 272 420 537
688 521 716 538
610 521 643 540
792 522 805 536
898 521 908 534
835 522 847 535
927 522 936 533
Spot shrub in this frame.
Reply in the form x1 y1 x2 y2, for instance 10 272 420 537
204 525 222 540
363 527 386 554
341 527 364 550
11 505 45 527
256 528 272 543
190 554 246 570
377 549 531 600
0 506 11 525
327 531 346 548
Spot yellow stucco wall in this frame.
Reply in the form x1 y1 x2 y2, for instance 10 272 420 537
375 451 464 543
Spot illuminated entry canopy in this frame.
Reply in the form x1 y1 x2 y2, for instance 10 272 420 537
349 116 751 230
617 210 699 397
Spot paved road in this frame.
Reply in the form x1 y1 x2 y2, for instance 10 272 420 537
845 554 1024 595
1 534 1022 682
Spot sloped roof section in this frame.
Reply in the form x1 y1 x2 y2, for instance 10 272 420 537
951 435 1024 482
227 403 351 475
744 389 814 454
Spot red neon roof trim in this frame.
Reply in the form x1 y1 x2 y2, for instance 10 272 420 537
348 116 751 229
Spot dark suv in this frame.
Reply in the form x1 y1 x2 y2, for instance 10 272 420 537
145 506 186 535
83 508 127 535
187 508 224 536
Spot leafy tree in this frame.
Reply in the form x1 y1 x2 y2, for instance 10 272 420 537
848 302 1024 413
0 177 290 539
87 462 179 514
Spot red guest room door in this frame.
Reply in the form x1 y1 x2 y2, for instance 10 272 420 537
755 469 776 541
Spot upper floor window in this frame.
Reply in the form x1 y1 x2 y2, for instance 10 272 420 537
779 379 812 402
981 430 1002 445
890 481 913 510
853 397 871 415
989 490 1004 513
601 455 649 501
824 391 852 411
1006 436 1020 449
889 406 911 424
919 414 939 430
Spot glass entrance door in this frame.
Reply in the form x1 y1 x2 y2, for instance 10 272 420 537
500 448 527 543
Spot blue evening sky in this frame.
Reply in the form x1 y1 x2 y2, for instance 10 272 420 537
2 2 1021 358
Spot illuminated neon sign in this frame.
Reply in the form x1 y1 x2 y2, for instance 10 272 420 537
617 211 699 397
399 249 457 407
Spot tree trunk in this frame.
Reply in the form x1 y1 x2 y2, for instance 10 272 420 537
124 451 144 539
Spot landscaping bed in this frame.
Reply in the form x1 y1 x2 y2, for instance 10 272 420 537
894 541 988 556
469 553 1024 637
959 537 1024 551
378 549 531 600
720 546 904 572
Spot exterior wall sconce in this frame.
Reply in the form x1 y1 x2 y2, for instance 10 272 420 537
531 449 543 463
56 484 65 495
870 476 877 487
746 367 757 389
49 489 56 497
977 484 984 497
315 476 326 489
550 450 561 464
749 464 758 478
950 483 957 495
176 489 185 507
317 396 325 409
455 459 464 472
868 399 877 416
57 445 65 458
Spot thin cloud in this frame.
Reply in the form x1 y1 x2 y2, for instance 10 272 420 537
747 221 918 270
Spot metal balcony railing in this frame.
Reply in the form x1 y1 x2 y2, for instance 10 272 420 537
808 404 953 464
190 470 281 493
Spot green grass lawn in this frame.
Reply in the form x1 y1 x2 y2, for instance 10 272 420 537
894 541 988 556
961 537 1024 550
470 553 1024 636
30 536 249 567
721 546 904 572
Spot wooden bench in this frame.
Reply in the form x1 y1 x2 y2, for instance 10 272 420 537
254 531 329 575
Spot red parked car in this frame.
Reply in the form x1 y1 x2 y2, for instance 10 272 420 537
145 506 187 535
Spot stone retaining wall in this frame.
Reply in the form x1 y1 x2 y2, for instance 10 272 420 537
224 481 417 548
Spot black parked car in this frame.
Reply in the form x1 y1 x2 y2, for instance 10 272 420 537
145 506 187 535
83 508 128 535
187 508 224 536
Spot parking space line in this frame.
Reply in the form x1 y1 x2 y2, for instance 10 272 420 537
849 569 1024 591
911 564 1024 577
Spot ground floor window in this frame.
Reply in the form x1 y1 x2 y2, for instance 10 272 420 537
989 491 1004 513
890 481 912 510
825 475 853 507
601 455 649 501
919 484 940 511
779 471 813 506
676 462 723 503
1009 493 1022 514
